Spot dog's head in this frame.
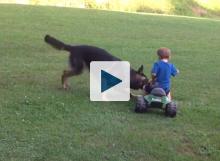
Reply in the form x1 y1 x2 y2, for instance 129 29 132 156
130 65 149 90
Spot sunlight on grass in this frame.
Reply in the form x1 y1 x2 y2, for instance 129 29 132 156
99 0 173 13
139 0 173 13
1 0 220 16
194 0 220 10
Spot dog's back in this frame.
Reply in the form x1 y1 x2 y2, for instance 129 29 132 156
44 35 119 68
71 45 120 68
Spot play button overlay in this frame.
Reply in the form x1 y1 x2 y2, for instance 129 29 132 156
90 61 130 101
101 70 122 92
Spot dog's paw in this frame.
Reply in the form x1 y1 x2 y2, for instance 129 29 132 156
63 84 71 90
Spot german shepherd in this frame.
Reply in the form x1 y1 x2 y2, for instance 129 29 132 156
44 35 148 90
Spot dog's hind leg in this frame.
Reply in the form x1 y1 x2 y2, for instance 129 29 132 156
61 53 84 90
61 61 83 90
61 70 74 90
61 68 82 90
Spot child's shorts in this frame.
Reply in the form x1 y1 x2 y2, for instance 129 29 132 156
144 83 170 95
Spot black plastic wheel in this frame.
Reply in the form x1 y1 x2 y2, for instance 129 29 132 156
134 96 148 113
165 102 177 117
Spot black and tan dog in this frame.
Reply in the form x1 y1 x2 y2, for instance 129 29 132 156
44 35 148 90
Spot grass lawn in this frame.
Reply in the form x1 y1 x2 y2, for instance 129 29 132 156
0 4 220 161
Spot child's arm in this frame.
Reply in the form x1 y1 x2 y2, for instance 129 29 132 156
171 64 179 77
151 62 158 83
151 73 157 83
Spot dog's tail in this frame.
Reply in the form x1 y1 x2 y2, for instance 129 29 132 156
44 35 72 51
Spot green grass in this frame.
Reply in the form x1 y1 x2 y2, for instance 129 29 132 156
3 0 220 18
0 4 220 161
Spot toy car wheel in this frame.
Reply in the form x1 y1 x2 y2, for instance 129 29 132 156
165 102 177 117
134 96 149 113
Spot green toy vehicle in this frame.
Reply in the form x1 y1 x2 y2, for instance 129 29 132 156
134 88 177 117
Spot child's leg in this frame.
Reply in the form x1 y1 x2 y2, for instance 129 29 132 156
167 91 171 101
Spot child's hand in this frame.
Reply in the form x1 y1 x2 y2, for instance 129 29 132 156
149 79 156 85
177 69 180 74
148 79 153 85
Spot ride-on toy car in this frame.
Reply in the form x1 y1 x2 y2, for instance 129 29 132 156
134 88 177 117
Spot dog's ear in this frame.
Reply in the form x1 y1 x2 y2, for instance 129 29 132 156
137 65 144 74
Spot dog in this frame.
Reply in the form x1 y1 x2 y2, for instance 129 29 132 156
44 35 148 90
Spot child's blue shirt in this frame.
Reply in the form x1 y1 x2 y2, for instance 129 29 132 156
151 60 178 93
